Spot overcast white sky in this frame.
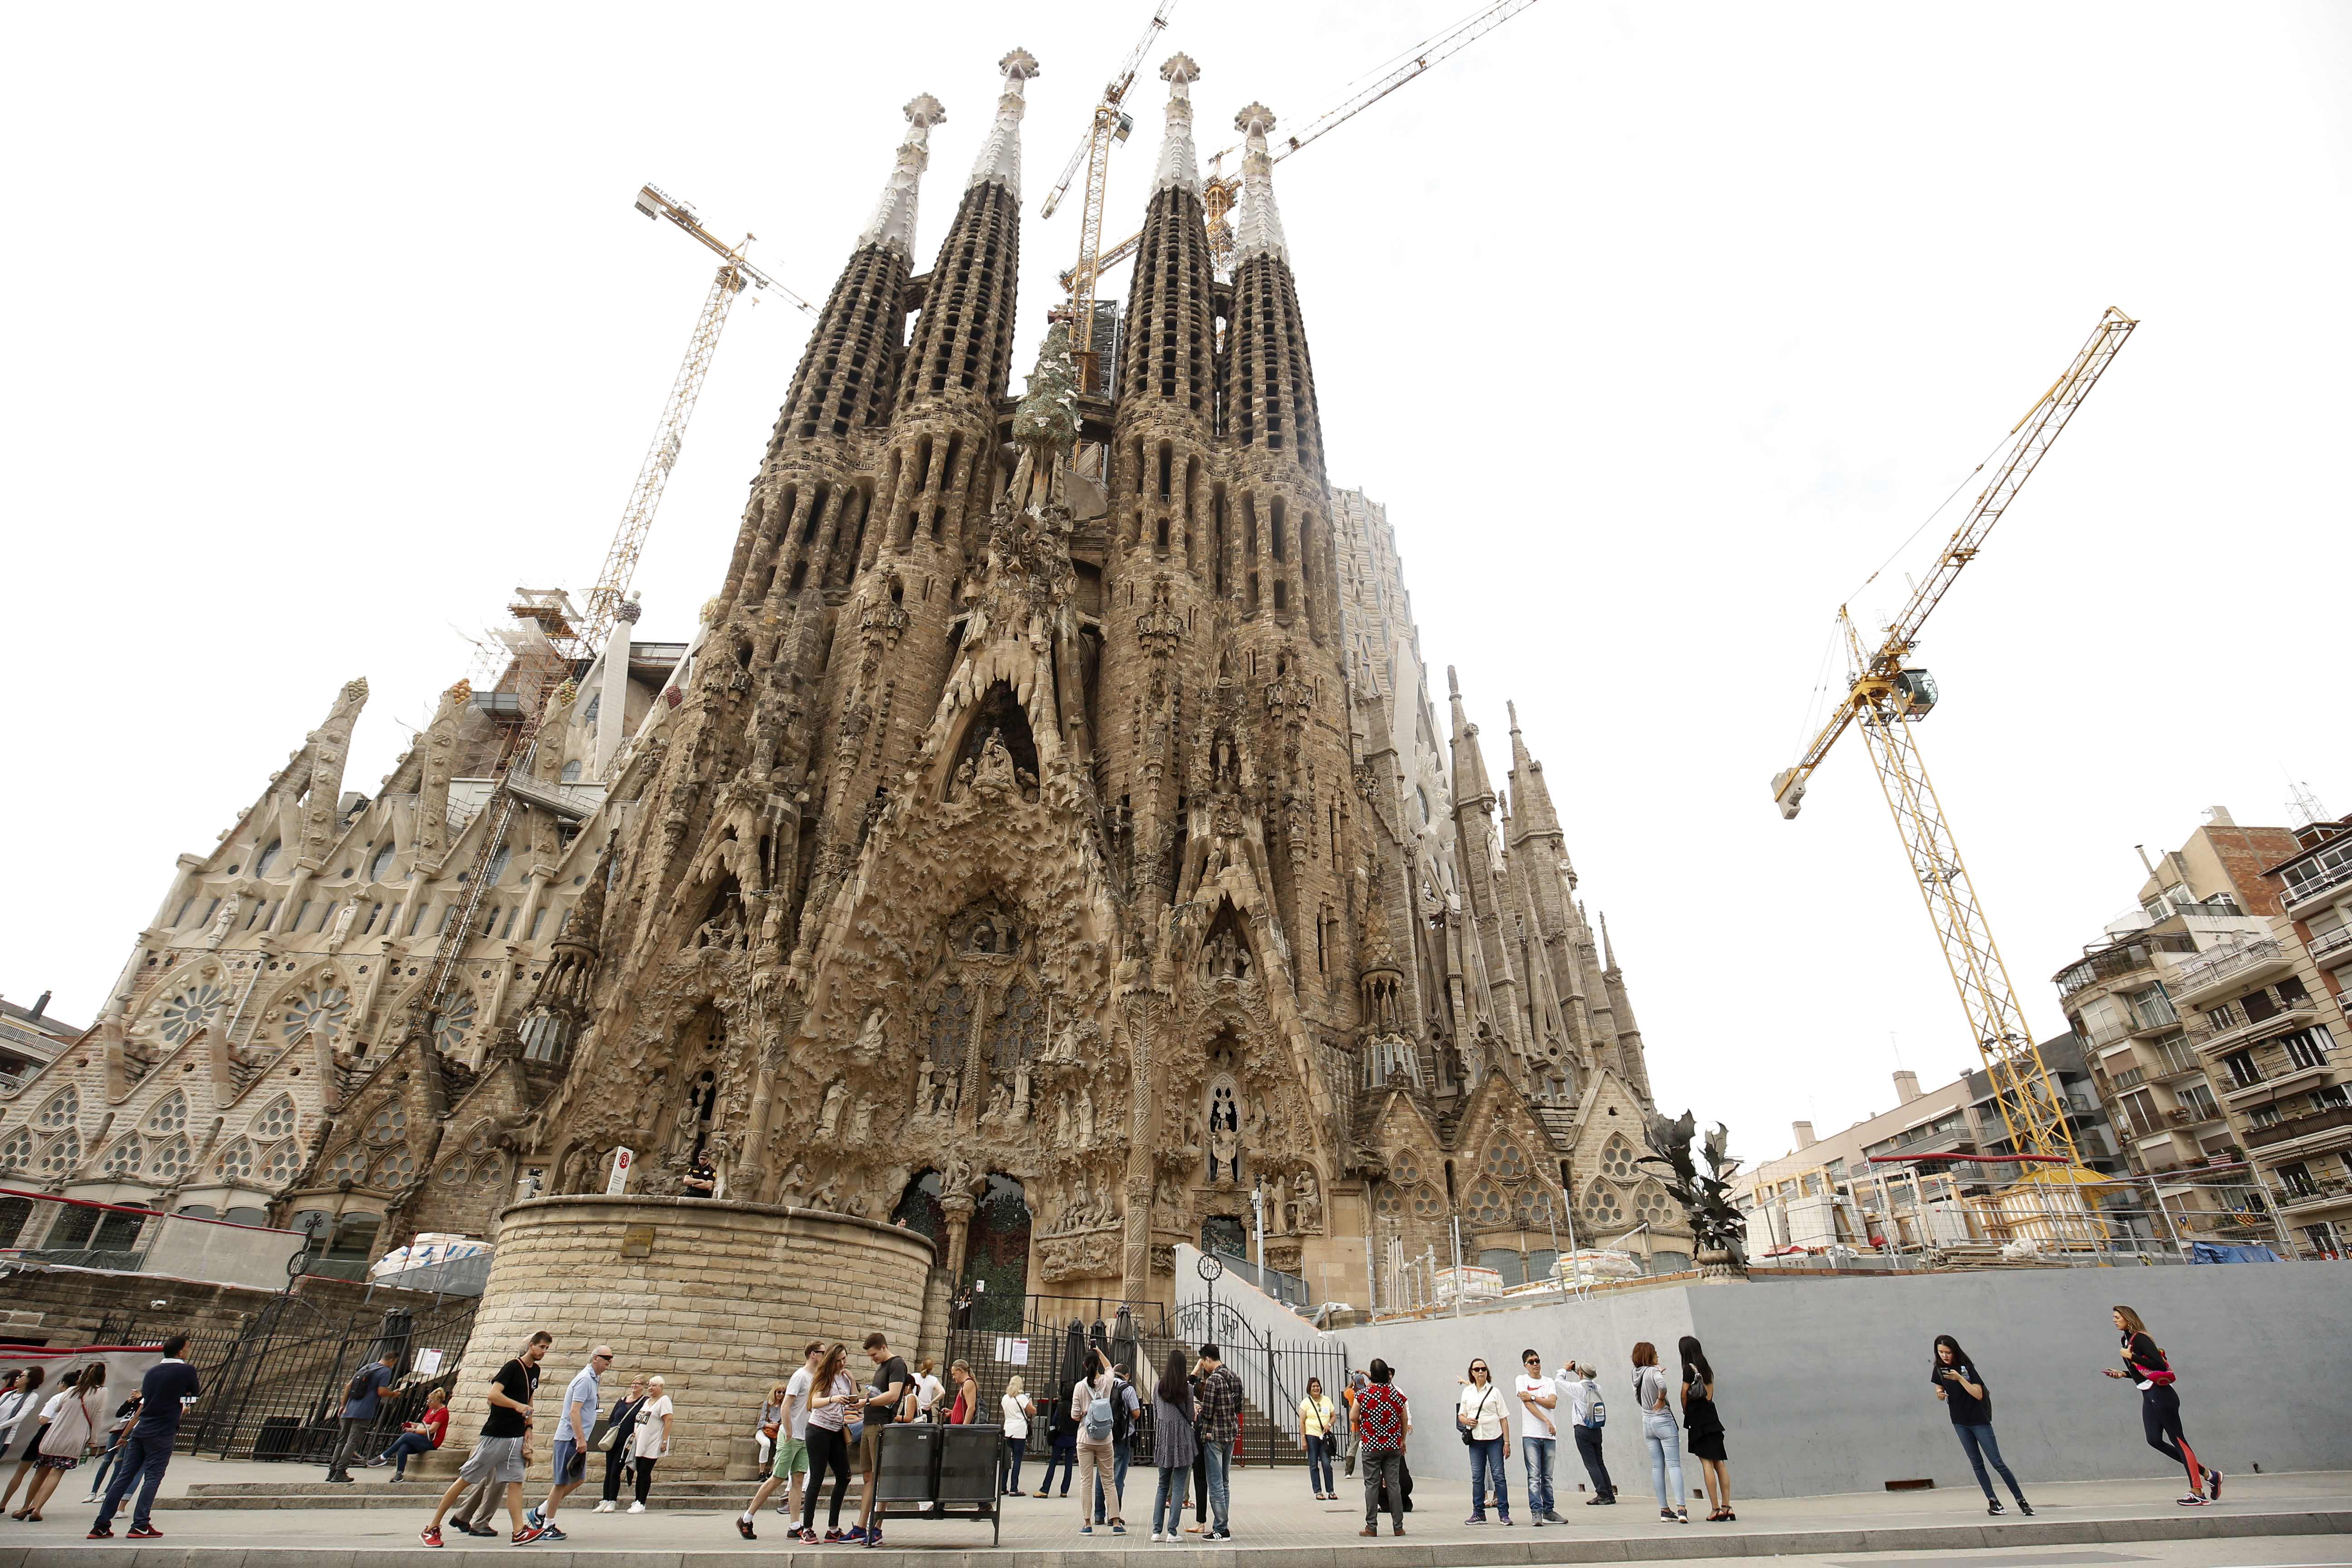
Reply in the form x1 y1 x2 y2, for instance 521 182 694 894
5 2 2347 1165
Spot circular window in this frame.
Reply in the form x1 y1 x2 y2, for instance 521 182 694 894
261 1142 301 1185
1409 1183 1449 1221
372 1149 416 1186
1635 1181 1675 1226
1390 1152 1422 1188
149 1137 192 1181
214 1140 253 1181
284 987 351 1044
146 1092 190 1135
1374 1184 1405 1219
1579 1181 1625 1228
441 1159 471 1185
38 1132 82 1176
326 1147 365 1183
253 1096 297 1140
1597 1134 1640 1181
37 1088 79 1129
157 985 228 1045
432 996 477 1049
0 1129 32 1171
1483 1137 1529 1181
103 1137 143 1176
367 1107 407 1144
1465 1178 1511 1229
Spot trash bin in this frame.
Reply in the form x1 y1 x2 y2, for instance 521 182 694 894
873 1423 941 1504
938 1425 1001 1506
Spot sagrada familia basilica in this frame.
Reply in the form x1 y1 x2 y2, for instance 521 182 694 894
1 50 1687 1313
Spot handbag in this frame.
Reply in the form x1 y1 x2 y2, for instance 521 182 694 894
1459 1384 1495 1446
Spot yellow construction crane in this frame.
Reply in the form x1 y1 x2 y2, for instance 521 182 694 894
1039 0 1178 395
1075 0 1541 286
421 186 813 1037
1773 307 2137 1170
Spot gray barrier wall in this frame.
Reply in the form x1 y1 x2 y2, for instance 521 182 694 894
1345 1264 2352 1501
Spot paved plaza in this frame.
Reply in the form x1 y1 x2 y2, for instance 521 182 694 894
3 1461 2345 1565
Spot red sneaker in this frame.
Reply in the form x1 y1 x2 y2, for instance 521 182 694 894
127 1525 165 1539
421 1526 444 1548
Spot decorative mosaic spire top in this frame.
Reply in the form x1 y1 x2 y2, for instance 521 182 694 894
1230 101 1288 263
857 93 946 257
968 49 1039 197
1153 54 1201 196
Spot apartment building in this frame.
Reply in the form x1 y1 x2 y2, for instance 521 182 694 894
2050 809 2306 1249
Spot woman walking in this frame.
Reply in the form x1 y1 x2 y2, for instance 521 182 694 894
596 1377 647 1512
1677 1337 1731 1522
372 1386 450 1480
1149 1349 1198 1542
1298 1376 1338 1500
629 1375 674 1513
1072 1347 1123 1535
1455 1357 1513 1525
1632 1342 1687 1523
1931 1335 2031 1516
2104 1305 2221 1505
999 1375 1034 1494
0 1367 46 1515
18 1363 107 1522
800 1344 858 1543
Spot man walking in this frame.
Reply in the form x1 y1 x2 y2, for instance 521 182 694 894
86 1333 201 1540
1564 1361 1615 1504
738 1342 822 1539
851 1331 908 1546
527 1343 610 1540
422 1329 551 1547
1093 1360 1140 1527
1193 1345 1243 1541
325 1350 399 1483
1513 1348 1565 1524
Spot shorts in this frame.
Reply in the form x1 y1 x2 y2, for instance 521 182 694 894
772 1436 809 1479
860 1419 886 1470
457 1435 528 1486
551 1437 586 1485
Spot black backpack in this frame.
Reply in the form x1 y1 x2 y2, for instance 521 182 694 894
344 1365 381 1404
1111 1380 1137 1444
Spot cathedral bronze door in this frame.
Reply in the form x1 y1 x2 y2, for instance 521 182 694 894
958 1174 1030 1331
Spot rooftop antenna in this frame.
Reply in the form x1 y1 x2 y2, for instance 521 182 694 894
2286 777 2328 830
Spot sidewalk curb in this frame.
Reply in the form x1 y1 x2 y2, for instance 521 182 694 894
7 1506 2347 1566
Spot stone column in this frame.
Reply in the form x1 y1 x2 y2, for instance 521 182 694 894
941 1191 976 1283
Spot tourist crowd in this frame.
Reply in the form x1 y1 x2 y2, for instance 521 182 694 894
0 1299 2220 1547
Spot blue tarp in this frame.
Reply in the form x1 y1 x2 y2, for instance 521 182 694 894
2187 1241 2280 1264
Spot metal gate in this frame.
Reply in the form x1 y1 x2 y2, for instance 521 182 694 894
94 1291 478 1461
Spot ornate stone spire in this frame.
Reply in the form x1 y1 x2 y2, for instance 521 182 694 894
856 93 946 257
1446 666 1491 807
1153 54 1201 195
967 49 1039 197
1505 699 1562 839
1230 102 1288 263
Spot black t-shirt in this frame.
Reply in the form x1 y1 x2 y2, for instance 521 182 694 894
865 1356 909 1423
2123 1333 2171 1382
1934 1362 1991 1425
133 1361 203 1438
483 1357 540 1439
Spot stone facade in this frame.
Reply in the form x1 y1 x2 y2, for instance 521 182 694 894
441 1196 931 1480
0 48 1684 1313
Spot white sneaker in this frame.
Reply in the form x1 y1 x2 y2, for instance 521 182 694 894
1151 1531 1166 1542
627 1501 646 1514
593 1500 614 1513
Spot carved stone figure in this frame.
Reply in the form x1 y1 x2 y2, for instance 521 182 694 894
853 1006 888 1062
1208 1086 1240 1186
1075 1086 1094 1148
850 1094 875 1142
1295 1169 1323 1232
818 1079 848 1138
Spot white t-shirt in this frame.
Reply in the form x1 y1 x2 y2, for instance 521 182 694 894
1455 1382 1505 1441
638 1394 674 1459
916 1372 945 1416
1000 1391 1030 1439
1513 1373 1559 1439
784 1366 816 1441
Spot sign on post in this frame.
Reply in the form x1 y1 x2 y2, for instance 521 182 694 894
607 1147 634 1195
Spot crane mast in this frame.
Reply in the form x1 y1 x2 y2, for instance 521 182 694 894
1773 307 2136 1168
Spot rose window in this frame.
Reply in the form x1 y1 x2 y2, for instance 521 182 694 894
368 1106 407 1144
0 1130 31 1171
103 1138 143 1176
1409 1183 1449 1220
157 984 227 1045
262 1142 301 1185
146 1092 189 1135
372 1148 416 1186
1390 1152 1423 1188
441 1158 471 1185
431 995 477 1050
1579 1181 1625 1227
326 1147 365 1182
149 1137 192 1181
1374 1183 1405 1219
38 1132 82 1176
214 1140 254 1181
1483 1137 1529 1180
1635 1181 1676 1226
1465 1178 1512 1229
1597 1134 1639 1181
253 1096 297 1140
37 1088 78 1129
283 987 350 1044
1519 1186 1557 1225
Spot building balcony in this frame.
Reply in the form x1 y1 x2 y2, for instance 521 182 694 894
2245 1101 2352 1154
2271 1176 2352 1215
2168 938 2294 1006
2309 924 2352 966
2220 1052 2337 1107
2283 858 2352 913
2193 1003 2324 1060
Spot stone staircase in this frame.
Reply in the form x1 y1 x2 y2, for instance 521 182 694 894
162 1476 864 1513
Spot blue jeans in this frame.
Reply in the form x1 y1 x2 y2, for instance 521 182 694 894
1036 1437 1076 1494
1093 1439 1131 1521
1201 1440 1232 1534
93 1429 174 1532
1305 1433 1334 1494
1153 1465 1189 1535
1468 1434 1510 1516
1643 1413 1685 1512
1522 1433 1556 1515
1954 1423 2026 1504
382 1432 435 1475
1001 1436 1026 1494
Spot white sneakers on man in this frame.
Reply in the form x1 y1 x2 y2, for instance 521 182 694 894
627 1501 646 1514
593 1500 614 1513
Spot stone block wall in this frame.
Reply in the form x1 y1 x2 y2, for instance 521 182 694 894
440 1196 932 1481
